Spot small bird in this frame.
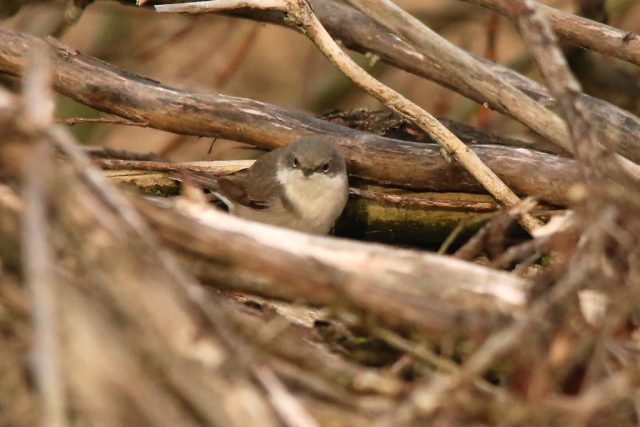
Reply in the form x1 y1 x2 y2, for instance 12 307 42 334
194 136 349 235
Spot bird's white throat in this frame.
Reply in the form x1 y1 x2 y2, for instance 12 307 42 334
276 167 347 223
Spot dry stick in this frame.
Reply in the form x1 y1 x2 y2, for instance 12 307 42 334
156 0 543 233
348 187 498 212
254 367 321 427
155 0 286 12
461 0 640 67
57 117 149 127
96 158 252 173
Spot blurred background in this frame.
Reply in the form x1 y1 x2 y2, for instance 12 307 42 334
3 0 640 161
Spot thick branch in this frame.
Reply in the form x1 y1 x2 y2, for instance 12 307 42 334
0 28 579 206
138 195 529 342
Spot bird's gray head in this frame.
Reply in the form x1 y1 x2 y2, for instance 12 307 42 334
279 136 346 178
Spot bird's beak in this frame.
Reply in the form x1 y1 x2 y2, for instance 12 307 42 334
303 169 313 177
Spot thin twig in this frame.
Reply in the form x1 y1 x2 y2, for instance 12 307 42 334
254 367 321 427
155 0 286 12
95 158 254 175
57 117 150 127
215 23 261 88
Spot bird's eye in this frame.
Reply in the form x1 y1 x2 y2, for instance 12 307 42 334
322 162 330 173
292 157 299 168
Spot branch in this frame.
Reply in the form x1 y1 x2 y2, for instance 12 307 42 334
0 28 579 207
138 193 530 342
156 1 543 233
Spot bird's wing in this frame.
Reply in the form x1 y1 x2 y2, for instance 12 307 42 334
218 151 282 209
173 171 220 192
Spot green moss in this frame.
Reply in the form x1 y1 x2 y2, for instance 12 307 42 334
336 193 488 249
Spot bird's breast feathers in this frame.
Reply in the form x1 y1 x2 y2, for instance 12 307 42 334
276 168 348 227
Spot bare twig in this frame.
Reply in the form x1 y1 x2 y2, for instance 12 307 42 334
254 367 321 427
155 0 286 12
57 117 149 127
95 158 254 175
